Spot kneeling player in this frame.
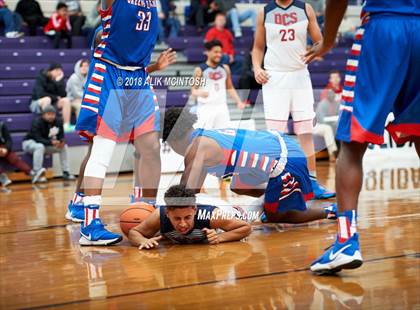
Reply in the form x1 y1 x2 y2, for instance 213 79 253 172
128 185 252 248
162 108 337 223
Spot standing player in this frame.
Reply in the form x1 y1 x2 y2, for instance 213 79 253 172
305 0 420 273
74 0 162 245
192 40 246 129
162 108 337 224
66 27 176 223
252 0 335 199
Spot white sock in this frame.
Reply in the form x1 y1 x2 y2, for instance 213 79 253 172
84 196 102 226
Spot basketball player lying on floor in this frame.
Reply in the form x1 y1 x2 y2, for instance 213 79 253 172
128 185 252 249
162 108 337 223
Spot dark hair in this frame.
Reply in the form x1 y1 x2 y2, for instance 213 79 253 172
164 185 196 209
48 62 62 72
329 70 341 75
204 40 223 51
57 3 68 10
161 108 197 142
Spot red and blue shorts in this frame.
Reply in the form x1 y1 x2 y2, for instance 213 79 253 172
76 58 160 142
337 13 420 144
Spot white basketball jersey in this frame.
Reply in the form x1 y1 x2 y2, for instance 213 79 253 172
264 0 309 72
197 64 227 107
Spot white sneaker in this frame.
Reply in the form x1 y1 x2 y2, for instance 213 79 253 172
5 31 24 38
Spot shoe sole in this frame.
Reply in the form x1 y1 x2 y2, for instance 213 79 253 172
65 211 84 223
79 236 123 246
311 252 363 275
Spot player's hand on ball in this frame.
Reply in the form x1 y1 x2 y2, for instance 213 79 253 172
303 40 332 64
254 67 270 85
139 236 162 250
156 48 177 70
202 228 219 244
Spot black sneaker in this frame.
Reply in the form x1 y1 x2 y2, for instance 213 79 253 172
63 171 76 181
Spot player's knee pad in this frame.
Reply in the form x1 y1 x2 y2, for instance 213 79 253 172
84 136 116 179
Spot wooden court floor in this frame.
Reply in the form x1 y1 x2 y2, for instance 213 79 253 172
0 160 419 309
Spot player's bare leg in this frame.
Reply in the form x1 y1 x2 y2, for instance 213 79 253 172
133 131 161 202
265 207 331 224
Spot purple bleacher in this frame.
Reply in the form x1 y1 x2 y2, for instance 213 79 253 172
0 114 33 132
0 96 31 113
0 63 76 79
0 49 90 64
10 133 26 152
0 37 88 49
167 36 253 51
308 60 346 73
0 80 34 96
157 90 190 107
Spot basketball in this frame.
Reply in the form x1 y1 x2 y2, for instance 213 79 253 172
120 203 155 237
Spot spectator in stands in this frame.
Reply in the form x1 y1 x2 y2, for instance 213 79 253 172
82 0 100 43
188 0 217 33
205 12 243 75
339 15 357 39
31 63 75 133
66 59 89 119
0 0 24 38
0 121 36 188
58 0 85 36
212 0 256 38
314 73 342 161
22 105 75 183
157 0 180 42
44 3 72 49
15 0 48 36
320 70 343 102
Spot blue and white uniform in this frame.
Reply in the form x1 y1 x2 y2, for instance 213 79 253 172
190 128 314 214
337 0 420 144
76 0 160 142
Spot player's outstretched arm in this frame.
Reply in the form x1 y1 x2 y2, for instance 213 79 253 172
206 209 252 244
304 0 348 63
252 8 269 85
129 208 162 249
224 65 246 109
147 48 177 74
181 138 210 193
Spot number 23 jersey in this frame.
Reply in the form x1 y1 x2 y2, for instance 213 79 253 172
263 0 309 72
94 0 158 68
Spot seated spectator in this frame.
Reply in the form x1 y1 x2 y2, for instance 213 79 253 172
188 0 217 33
0 0 24 38
157 0 180 42
22 106 75 183
30 63 75 132
15 0 48 36
212 0 256 38
0 121 38 188
44 3 72 49
58 0 85 36
66 59 89 119
320 70 343 102
82 0 100 43
312 71 343 161
204 13 243 75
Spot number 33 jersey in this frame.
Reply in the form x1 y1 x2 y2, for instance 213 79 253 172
264 0 309 72
94 0 159 68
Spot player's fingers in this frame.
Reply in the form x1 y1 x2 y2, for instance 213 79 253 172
154 235 163 241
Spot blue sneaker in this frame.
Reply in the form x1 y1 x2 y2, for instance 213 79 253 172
311 179 336 200
79 217 122 246
65 200 85 223
324 203 338 220
311 233 363 274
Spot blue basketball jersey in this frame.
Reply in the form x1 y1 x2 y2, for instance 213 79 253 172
94 0 159 67
190 128 305 184
159 205 215 244
363 0 420 15
90 25 103 52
